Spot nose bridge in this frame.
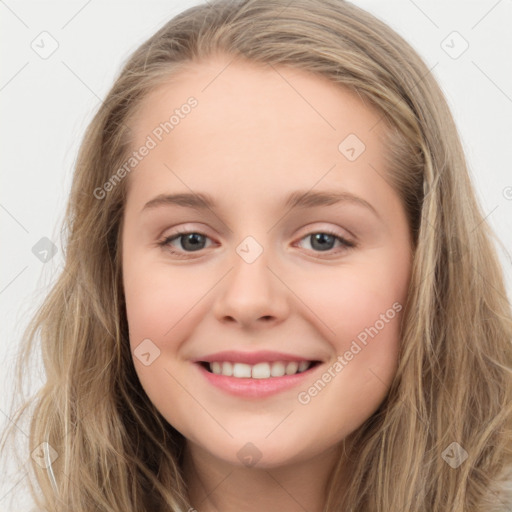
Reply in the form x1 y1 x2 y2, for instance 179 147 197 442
229 232 274 300
212 230 289 327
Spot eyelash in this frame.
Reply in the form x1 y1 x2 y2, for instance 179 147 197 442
157 227 356 259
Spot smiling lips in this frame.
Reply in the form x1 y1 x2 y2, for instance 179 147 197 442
194 349 322 380
207 360 313 379
195 359 322 399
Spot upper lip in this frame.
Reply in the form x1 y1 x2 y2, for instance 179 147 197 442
193 350 323 365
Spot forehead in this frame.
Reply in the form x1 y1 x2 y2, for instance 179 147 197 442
124 55 391 212
129 54 383 145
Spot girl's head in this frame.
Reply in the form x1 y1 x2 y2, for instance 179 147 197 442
3 0 512 511
122 51 414 469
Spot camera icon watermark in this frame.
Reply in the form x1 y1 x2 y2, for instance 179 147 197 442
236 236 263 264
503 186 512 201
237 442 262 467
32 237 58 263
30 31 59 59
31 442 58 469
441 31 469 60
338 133 366 161
133 338 161 366
441 442 468 468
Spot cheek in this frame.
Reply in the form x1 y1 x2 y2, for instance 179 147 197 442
122 260 208 431
123 257 208 345
294 253 408 407
298 256 408 346
291 266 405 443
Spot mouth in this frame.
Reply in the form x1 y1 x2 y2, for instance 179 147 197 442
194 358 324 399
197 360 322 379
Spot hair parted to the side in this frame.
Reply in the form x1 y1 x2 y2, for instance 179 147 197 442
1 0 511 510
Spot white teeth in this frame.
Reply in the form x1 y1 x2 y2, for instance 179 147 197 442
298 361 309 372
252 362 271 379
233 362 252 378
222 362 233 376
285 361 299 375
270 362 286 377
206 360 314 378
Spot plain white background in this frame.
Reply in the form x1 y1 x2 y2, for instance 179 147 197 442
1 0 511 509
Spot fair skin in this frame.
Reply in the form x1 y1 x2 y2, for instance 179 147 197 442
122 54 413 512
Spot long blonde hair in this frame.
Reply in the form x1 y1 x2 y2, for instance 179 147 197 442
2 0 511 510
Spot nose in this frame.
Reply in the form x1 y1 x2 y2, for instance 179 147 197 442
212 244 290 330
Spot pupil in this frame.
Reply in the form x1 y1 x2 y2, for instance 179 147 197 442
311 233 334 251
182 233 205 251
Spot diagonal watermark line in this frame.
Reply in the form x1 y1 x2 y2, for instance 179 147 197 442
194 469 235 512
0 62 29 92
471 0 503 30
0 469 28 504
61 0 94 29
0 203 29 233
472 264 511 305
196 468 236 508
0 0 29 28
266 265 336 336
267 163 337 234
409 61 439 93
163 367 234 438
61 61 134 134
0 407 29 439
368 367 431 430
265 409 294 438
369 61 439 132
201 56 236 92
163 267 234 337
469 204 499 234
471 61 512 105
367 162 390 186
264 470 310 511
268 0 294 21
0 266 28 295
269 64 336 130
407 0 439 29
61 61 102 102
163 163 232 233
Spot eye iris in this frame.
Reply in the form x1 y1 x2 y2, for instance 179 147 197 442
311 233 335 251
181 233 205 251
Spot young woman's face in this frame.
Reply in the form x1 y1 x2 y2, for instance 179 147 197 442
122 54 413 468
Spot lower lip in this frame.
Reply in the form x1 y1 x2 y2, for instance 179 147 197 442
194 362 322 398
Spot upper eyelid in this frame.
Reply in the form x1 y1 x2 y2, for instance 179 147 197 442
162 226 355 248
162 225 353 241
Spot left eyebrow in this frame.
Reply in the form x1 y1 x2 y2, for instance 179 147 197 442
140 189 381 220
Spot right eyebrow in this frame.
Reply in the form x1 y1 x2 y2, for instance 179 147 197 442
141 192 214 213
